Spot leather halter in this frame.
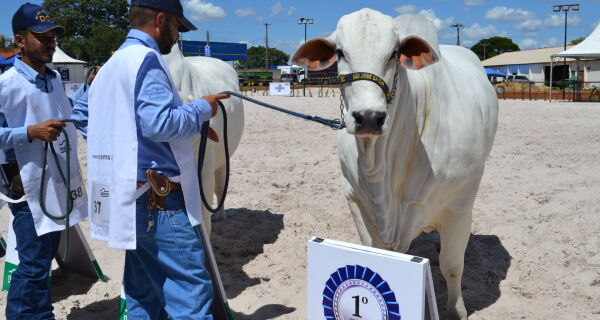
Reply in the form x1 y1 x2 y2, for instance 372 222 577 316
338 72 395 104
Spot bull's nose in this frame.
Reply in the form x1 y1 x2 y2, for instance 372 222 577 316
352 110 387 134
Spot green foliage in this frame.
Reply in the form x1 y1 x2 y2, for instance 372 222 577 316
470 36 520 60
43 0 129 64
570 37 585 45
241 46 290 69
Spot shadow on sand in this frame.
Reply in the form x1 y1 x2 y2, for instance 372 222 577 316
211 207 295 319
65 296 121 319
407 232 511 319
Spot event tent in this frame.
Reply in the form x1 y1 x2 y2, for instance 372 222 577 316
0 55 16 67
485 68 508 77
49 46 88 83
549 23 600 101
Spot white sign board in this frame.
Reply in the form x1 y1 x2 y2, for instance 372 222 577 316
269 82 291 96
307 237 438 320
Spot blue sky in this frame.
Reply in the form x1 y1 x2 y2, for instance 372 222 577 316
2 0 600 55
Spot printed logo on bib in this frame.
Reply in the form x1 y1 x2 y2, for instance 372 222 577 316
323 265 401 320
59 139 72 154
92 183 110 227
92 154 112 161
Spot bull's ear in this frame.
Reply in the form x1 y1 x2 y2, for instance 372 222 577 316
398 36 440 70
395 14 441 70
291 38 337 71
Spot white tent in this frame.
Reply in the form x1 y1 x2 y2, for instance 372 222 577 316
52 46 87 64
549 24 600 101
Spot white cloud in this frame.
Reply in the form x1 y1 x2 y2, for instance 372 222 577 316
235 8 258 18
270 2 283 17
418 9 454 31
394 5 418 15
525 32 539 37
183 0 227 21
464 0 485 6
287 6 296 16
544 14 581 28
484 6 536 22
462 23 504 38
543 37 559 47
462 39 474 46
318 30 334 38
515 19 544 31
519 38 539 49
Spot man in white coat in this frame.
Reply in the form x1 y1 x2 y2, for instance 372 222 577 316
87 0 228 318
0 3 89 319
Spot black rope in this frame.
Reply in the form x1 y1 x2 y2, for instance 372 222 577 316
219 91 344 130
197 90 346 214
197 102 230 214
40 119 75 259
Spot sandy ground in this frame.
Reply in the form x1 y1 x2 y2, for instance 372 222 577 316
1 92 600 319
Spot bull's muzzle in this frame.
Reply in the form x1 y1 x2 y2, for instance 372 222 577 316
352 110 387 135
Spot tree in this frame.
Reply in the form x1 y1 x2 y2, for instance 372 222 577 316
570 37 585 45
470 36 520 61
242 46 290 69
43 0 129 64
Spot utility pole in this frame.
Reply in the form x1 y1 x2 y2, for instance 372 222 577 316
449 23 464 46
482 43 488 60
298 18 314 96
264 22 271 71
553 4 580 100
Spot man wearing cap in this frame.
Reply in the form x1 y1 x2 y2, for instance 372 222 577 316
0 3 91 319
87 0 228 319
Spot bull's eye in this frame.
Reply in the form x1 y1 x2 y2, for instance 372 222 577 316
336 49 345 59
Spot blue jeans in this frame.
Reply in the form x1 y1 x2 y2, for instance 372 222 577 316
6 200 61 320
124 190 214 320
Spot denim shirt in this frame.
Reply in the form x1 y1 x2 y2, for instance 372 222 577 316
118 29 212 181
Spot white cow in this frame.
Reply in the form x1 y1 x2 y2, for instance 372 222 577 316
292 10 498 319
164 45 245 233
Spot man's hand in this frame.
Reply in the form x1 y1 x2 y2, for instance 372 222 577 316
201 94 230 118
27 120 66 142
87 66 100 85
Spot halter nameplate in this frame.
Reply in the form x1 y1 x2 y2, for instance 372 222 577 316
338 72 393 103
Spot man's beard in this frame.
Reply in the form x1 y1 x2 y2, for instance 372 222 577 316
157 19 176 55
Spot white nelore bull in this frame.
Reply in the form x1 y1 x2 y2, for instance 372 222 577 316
164 44 244 233
293 10 498 319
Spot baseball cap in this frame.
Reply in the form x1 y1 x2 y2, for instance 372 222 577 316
12 3 65 35
131 0 198 32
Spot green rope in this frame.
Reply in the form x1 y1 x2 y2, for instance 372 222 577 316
39 119 74 259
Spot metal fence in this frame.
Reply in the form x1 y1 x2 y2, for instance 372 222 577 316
494 81 600 102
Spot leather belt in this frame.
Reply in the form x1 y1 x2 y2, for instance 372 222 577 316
1 163 24 197
139 169 181 210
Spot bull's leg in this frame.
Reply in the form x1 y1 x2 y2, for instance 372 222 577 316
439 210 471 320
213 165 227 221
347 198 387 249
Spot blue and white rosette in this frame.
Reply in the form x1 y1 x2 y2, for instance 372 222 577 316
322 264 401 320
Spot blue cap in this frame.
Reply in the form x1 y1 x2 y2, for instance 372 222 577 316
12 3 65 35
131 0 198 32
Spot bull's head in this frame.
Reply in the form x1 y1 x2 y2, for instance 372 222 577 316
292 10 440 137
